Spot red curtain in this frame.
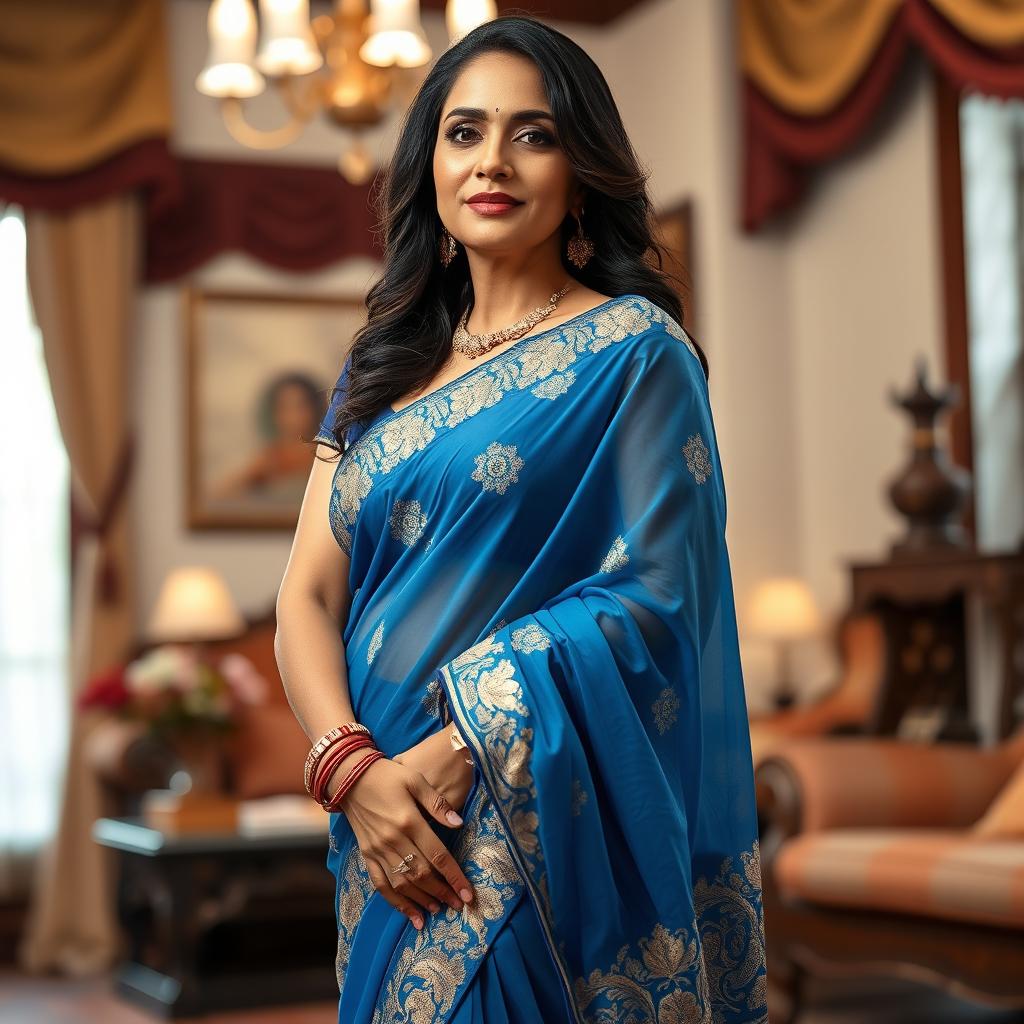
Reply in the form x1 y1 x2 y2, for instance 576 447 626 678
0 151 382 278
742 0 1024 233
143 158 381 281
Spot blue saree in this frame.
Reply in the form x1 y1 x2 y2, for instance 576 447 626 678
313 293 768 1024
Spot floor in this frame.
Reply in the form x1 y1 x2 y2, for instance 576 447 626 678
0 969 1021 1022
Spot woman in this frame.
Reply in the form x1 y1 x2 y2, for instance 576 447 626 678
276 15 767 1024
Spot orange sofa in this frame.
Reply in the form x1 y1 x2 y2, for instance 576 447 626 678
756 731 1024 1022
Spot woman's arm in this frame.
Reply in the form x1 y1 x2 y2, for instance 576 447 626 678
276 442 475 926
275 443 359 752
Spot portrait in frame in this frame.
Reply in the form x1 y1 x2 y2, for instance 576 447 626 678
185 288 364 530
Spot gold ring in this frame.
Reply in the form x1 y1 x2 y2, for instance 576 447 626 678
390 852 415 874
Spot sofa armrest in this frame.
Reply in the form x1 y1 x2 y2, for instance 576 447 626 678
755 737 1014 845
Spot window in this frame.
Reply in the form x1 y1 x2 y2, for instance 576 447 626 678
0 205 71 895
959 94 1024 550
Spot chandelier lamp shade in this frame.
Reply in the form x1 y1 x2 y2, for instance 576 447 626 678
196 0 496 182
359 0 431 67
256 0 323 75
197 0 266 98
446 0 497 42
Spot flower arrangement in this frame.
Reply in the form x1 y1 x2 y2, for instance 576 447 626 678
78 644 268 738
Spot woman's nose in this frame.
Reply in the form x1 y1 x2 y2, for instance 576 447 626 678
476 136 512 180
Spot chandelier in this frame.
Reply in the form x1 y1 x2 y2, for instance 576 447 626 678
196 0 497 184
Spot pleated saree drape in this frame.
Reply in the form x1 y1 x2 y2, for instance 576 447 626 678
313 293 768 1023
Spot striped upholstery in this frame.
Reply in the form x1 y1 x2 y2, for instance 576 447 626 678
775 828 1024 929
762 738 1016 832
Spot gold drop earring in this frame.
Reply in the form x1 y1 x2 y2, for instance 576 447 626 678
439 225 457 267
567 209 594 268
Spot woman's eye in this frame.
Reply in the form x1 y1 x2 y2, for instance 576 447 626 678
446 124 479 143
444 125 554 146
518 129 553 146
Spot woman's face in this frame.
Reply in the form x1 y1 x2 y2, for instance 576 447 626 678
433 50 582 257
272 382 317 439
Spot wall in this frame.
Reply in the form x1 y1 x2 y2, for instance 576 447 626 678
584 2 942 703
136 0 945 709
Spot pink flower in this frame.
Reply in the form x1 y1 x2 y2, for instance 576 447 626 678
219 653 268 706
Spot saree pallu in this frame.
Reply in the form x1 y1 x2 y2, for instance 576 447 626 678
313 293 768 1024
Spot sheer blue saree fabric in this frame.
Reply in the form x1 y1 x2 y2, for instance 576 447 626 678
314 293 768 1024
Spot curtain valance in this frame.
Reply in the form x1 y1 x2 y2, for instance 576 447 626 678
740 0 1024 231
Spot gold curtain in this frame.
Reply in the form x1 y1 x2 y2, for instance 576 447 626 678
740 0 1024 116
0 0 174 974
0 0 172 173
17 192 142 975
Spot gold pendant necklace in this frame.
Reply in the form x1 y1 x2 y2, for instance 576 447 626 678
452 280 575 358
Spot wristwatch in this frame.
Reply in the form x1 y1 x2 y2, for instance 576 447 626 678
449 723 474 764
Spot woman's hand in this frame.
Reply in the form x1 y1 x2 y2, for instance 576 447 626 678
326 739 477 932
393 725 476 822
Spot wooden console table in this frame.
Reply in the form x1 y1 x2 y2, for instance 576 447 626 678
848 547 1024 741
92 816 338 1018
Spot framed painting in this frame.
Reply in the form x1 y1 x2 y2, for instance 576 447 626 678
654 198 698 336
184 288 364 531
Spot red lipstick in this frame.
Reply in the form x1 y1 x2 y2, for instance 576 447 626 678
466 191 523 216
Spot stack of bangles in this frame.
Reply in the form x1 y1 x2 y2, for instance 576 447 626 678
305 723 383 813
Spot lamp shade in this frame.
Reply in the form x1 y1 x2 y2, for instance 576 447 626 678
146 567 246 644
197 0 266 98
360 0 432 68
256 0 323 76
748 577 822 641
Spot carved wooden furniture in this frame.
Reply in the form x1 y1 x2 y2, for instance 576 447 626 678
92 816 337 1018
848 547 1024 741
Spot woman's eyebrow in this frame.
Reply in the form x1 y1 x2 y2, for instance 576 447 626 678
442 106 554 123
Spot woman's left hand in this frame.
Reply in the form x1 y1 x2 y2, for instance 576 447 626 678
394 726 476 822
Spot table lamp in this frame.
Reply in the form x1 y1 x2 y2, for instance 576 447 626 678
141 566 247 831
146 565 246 644
748 577 822 709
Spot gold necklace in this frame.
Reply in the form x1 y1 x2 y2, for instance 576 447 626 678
452 281 575 358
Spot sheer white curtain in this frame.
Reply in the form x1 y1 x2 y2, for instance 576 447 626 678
960 94 1024 551
0 204 71 897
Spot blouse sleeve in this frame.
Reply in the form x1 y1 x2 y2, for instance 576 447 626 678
313 352 353 453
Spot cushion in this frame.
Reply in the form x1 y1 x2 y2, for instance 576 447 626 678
974 756 1024 838
774 828 1024 929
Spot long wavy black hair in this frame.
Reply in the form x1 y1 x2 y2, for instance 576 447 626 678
318 13 706 461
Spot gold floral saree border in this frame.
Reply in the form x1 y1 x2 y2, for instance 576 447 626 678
325 296 699 555
433 627 769 1023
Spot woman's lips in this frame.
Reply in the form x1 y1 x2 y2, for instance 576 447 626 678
466 198 523 216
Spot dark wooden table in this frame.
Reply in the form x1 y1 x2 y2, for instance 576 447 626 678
92 815 339 1018
848 547 1024 741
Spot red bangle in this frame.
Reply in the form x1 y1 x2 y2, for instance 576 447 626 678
312 735 377 804
312 741 374 805
324 749 385 812
308 733 377 797
325 749 384 812
304 723 373 792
